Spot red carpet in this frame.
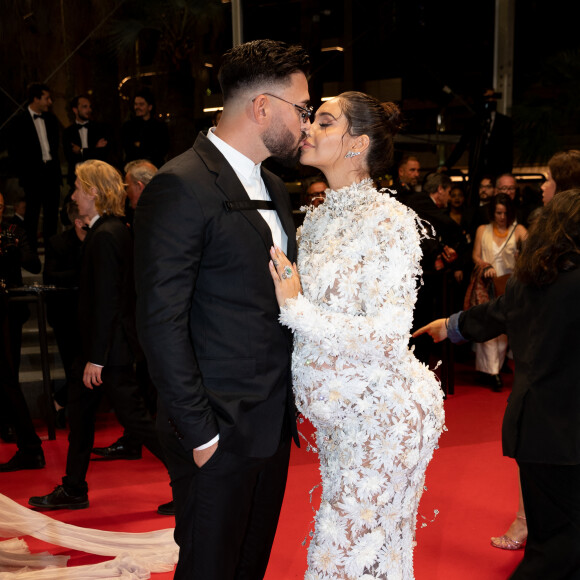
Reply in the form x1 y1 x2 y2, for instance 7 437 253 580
0 361 524 579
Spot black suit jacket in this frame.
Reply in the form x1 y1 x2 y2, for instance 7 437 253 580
79 215 137 367
63 121 111 188
8 110 60 187
458 269 580 464
43 228 83 288
134 132 297 458
406 193 463 274
121 117 169 168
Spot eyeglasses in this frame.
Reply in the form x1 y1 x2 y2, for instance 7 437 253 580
253 93 313 122
498 186 517 192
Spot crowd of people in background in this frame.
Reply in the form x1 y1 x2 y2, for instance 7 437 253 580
1 65 580 579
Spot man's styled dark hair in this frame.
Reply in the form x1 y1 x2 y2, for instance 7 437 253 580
70 94 91 110
135 87 155 108
218 39 309 103
398 154 419 170
27 82 50 104
423 172 452 195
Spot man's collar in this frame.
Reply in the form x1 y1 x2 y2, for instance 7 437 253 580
207 127 260 183
88 214 100 229
28 106 42 119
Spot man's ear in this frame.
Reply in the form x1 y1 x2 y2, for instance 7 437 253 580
251 94 270 125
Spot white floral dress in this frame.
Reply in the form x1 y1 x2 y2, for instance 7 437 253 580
280 180 445 580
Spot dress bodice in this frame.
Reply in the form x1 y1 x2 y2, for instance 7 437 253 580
286 180 426 358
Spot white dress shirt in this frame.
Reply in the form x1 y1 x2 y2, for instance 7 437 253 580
207 128 288 254
29 107 52 162
77 122 89 150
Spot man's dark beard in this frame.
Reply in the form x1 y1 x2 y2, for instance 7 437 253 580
262 125 306 167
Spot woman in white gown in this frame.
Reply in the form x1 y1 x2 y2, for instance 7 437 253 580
471 193 527 390
269 92 445 580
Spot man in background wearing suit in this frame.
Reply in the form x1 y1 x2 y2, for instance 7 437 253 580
63 95 111 190
134 39 311 579
122 88 169 169
8 83 61 248
29 160 168 511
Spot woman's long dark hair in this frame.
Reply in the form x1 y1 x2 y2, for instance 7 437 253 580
515 189 580 287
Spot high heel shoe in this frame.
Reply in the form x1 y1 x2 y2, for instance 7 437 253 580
490 515 527 550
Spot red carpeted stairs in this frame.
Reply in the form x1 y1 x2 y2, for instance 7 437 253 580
0 361 523 579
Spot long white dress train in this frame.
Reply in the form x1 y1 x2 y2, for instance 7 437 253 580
280 180 445 580
0 493 177 579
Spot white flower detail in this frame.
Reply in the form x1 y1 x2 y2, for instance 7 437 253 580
279 180 445 579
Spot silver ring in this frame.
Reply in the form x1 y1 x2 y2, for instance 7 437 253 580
273 259 279 267
283 266 293 279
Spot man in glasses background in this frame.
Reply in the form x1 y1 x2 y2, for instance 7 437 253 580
134 39 310 580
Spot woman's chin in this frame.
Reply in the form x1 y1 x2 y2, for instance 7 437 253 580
300 149 315 167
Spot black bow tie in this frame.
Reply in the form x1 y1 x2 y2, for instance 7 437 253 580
33 114 43 120
76 122 89 129
82 225 90 231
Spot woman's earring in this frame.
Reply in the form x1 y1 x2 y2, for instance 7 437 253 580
344 151 361 159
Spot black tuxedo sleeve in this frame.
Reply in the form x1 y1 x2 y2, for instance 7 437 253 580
134 171 219 451
458 292 508 343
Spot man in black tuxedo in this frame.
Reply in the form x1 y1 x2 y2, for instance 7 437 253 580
121 89 169 169
407 173 462 365
134 39 311 579
29 160 168 511
43 200 86 417
8 83 61 248
63 95 111 190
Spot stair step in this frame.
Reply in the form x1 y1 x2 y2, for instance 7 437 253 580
20 368 66 383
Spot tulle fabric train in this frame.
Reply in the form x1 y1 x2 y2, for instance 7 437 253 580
0 493 177 579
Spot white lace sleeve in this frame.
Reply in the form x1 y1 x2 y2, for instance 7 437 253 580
280 210 423 365
281 200 428 427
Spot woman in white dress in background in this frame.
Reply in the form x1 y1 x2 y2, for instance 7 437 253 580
269 91 445 580
471 193 527 391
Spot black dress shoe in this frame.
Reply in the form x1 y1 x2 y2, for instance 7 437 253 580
157 501 175 516
92 441 142 460
29 485 89 510
0 450 45 472
491 374 503 392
